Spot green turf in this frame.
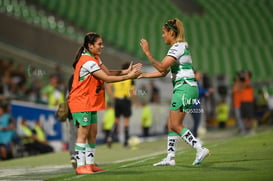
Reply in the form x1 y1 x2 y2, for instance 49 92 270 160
1 128 273 181
46 129 273 181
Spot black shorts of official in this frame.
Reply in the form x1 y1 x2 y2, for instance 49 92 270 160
114 98 132 118
240 102 254 119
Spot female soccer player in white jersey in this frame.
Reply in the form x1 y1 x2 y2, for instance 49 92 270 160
139 18 210 166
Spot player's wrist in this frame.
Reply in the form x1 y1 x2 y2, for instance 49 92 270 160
122 69 129 75
123 74 130 80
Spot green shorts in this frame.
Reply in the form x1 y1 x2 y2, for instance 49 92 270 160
170 83 198 112
71 111 98 126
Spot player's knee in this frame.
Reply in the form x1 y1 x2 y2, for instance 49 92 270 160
170 123 180 133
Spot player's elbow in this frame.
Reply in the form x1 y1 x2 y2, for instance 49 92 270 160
160 70 169 77
157 66 166 72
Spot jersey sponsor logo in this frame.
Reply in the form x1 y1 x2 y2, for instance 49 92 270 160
96 85 102 93
89 63 97 70
182 95 199 107
169 48 177 55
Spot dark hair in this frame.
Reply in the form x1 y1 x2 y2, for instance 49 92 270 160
164 19 178 35
121 62 131 69
72 32 101 68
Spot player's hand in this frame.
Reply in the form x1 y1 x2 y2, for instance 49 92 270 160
133 63 142 72
128 68 141 79
140 39 150 55
125 62 142 74
128 61 133 70
137 73 144 79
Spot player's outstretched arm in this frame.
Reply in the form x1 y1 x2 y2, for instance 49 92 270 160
140 39 174 72
138 70 169 79
101 62 142 76
93 68 141 83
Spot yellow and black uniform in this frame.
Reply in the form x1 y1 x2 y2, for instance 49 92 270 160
33 124 54 153
110 71 135 147
18 120 53 154
112 79 134 117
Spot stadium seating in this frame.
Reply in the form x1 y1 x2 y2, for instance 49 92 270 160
1 0 272 82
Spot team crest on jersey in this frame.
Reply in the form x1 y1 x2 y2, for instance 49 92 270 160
83 115 88 122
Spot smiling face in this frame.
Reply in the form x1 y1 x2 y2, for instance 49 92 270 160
88 37 104 56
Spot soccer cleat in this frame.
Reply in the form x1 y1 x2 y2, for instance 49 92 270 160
76 165 93 175
70 155 77 169
86 164 106 172
192 147 210 165
153 158 176 166
107 136 112 148
71 157 77 169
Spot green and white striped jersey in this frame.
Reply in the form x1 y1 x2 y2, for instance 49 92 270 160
167 42 197 86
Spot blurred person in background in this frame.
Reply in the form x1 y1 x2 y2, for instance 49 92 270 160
102 101 115 148
191 70 213 138
107 62 138 148
0 103 15 160
41 74 65 107
68 32 141 174
32 120 54 153
17 119 53 155
216 98 229 129
232 74 245 134
149 80 160 103
141 100 152 138
65 74 78 169
240 70 255 134
255 88 271 125
53 65 65 86
139 18 210 166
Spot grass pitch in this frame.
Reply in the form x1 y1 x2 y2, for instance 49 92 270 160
0 128 273 181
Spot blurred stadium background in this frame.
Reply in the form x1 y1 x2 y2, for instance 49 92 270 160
1 0 273 80
0 0 273 153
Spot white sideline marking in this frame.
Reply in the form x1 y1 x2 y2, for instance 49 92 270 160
0 165 70 179
120 157 156 168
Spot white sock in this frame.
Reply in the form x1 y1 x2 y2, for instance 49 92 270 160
75 143 86 167
86 147 95 165
166 132 179 160
180 128 202 150
85 143 96 165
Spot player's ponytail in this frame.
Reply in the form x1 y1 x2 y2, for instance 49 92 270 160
72 46 84 69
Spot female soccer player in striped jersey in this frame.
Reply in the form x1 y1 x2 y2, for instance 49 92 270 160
139 18 210 166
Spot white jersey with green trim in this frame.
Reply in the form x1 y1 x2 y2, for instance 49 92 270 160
167 42 196 86
79 52 102 78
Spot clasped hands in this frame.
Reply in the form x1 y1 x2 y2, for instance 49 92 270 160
126 61 143 79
